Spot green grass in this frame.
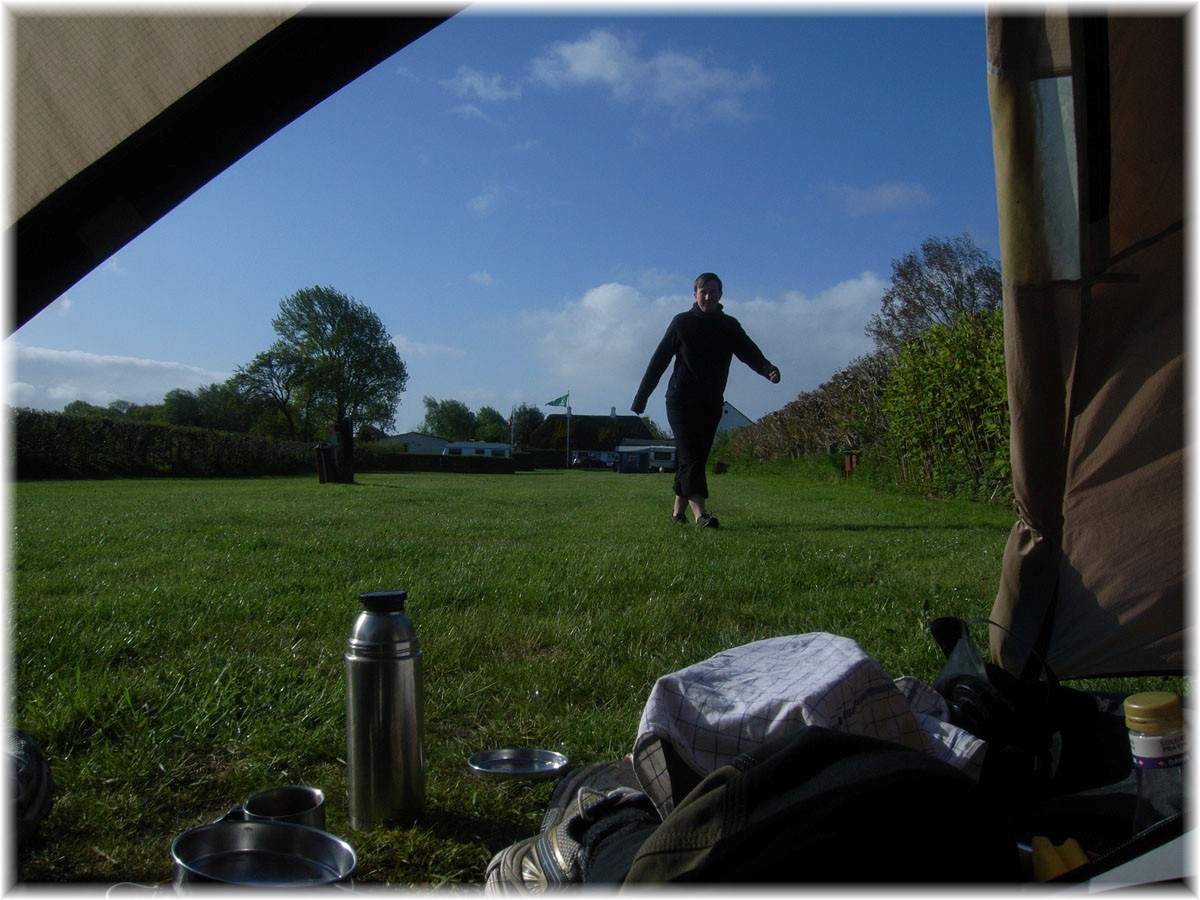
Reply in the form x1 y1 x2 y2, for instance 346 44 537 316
10 467 1179 885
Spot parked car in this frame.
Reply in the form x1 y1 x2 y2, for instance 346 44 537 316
572 456 612 469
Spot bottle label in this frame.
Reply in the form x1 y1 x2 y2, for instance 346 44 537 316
1129 730 1189 769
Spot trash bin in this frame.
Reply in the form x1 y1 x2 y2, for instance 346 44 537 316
315 443 338 484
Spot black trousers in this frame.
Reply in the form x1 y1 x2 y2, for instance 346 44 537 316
667 398 722 500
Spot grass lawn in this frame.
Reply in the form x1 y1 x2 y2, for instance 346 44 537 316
9 465 1175 885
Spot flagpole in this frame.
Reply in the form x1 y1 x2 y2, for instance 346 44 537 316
545 392 571 468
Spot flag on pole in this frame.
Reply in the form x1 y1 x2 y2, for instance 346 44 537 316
546 393 569 407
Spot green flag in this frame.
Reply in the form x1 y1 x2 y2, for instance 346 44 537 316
546 393 569 407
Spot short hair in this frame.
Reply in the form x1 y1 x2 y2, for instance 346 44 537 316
694 273 723 293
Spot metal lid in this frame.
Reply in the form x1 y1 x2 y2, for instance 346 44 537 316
359 590 407 613
466 748 569 781
1124 691 1183 732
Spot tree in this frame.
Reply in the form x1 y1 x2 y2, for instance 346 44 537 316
252 285 408 433
474 406 508 443
866 234 1001 357
510 403 545 450
161 388 202 427
196 382 265 434
62 400 109 417
232 350 309 437
641 416 671 441
420 397 476 440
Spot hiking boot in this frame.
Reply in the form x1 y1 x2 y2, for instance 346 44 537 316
485 762 645 893
7 729 53 849
670 513 687 525
696 514 720 529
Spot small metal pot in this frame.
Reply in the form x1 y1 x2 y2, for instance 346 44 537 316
244 785 327 831
171 820 356 888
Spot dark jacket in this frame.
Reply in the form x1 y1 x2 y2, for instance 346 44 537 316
632 304 775 415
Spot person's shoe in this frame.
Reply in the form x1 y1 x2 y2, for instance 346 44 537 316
484 762 645 893
670 513 687 525
696 514 720 529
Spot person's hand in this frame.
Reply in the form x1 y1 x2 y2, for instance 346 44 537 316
631 402 645 415
767 366 781 384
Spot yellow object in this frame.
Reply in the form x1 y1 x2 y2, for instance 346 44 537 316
1032 836 1089 881
1124 692 1183 732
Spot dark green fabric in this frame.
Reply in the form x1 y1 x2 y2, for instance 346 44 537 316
622 726 1020 884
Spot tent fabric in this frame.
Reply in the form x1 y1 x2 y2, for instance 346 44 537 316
986 13 1185 679
13 13 296 224
10 8 458 332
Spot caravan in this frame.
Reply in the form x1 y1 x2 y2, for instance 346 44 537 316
441 441 511 459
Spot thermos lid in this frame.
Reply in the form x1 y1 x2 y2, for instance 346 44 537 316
359 590 408 613
1124 691 1183 732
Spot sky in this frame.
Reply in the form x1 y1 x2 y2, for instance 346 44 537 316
7 3 1002 437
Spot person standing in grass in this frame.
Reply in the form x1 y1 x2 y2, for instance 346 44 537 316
632 272 780 529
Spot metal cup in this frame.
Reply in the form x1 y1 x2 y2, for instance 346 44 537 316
242 786 327 831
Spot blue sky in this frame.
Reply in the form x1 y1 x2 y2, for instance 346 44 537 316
8 5 1000 436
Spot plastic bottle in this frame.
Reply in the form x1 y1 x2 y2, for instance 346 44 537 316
345 590 425 829
1123 691 1187 835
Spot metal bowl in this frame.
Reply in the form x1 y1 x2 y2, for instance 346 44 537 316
171 820 356 887
467 747 569 781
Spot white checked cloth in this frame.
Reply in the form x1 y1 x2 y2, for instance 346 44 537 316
631 633 987 818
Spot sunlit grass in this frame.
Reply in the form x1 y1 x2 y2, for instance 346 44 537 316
10 468 1177 884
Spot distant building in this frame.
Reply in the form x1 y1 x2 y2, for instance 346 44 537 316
719 402 754 432
379 432 449 454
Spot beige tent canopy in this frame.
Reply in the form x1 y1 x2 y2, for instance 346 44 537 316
986 13 1186 679
10 9 1186 681
10 5 459 331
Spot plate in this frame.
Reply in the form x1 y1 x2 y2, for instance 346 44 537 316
467 747 569 781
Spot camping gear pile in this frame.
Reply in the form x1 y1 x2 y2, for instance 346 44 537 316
485 627 1186 888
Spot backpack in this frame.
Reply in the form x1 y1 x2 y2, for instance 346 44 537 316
623 725 1020 883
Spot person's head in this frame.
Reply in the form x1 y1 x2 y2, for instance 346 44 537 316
693 273 723 313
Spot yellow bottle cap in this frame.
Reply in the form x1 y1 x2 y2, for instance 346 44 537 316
1123 691 1183 732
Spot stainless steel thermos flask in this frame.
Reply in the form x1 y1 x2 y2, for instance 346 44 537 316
345 590 425 829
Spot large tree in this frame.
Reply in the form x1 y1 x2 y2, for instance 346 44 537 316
420 397 476 441
866 234 1001 357
474 406 508 443
510 403 545 450
242 286 408 433
232 350 309 437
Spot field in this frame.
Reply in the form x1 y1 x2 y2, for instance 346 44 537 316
9 465 1169 886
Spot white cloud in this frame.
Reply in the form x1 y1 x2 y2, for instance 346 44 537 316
530 29 637 91
527 283 668 381
391 334 465 358
43 295 73 318
7 343 230 411
725 272 886 395
468 271 498 288
468 183 505 216
442 65 522 102
826 181 938 217
447 104 495 123
528 28 768 126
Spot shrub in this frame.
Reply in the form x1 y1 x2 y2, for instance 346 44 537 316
11 408 314 479
878 310 1010 501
